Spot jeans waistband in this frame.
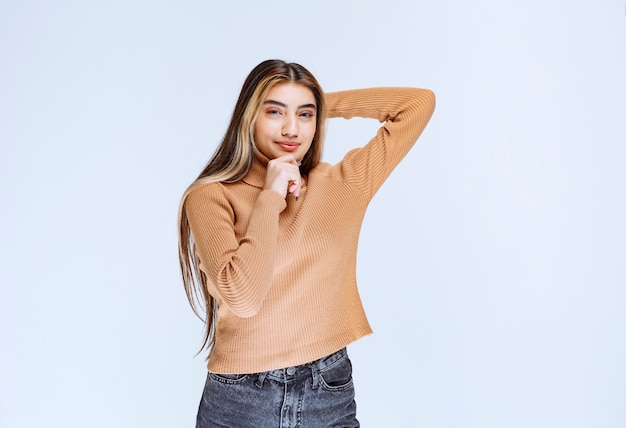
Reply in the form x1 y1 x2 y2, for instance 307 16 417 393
255 348 347 389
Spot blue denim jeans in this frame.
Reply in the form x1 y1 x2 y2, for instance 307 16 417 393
196 348 359 427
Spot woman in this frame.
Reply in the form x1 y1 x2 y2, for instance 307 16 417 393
178 59 435 427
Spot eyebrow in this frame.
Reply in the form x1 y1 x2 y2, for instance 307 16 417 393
263 100 316 110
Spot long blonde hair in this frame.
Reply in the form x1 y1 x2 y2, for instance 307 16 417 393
178 59 327 354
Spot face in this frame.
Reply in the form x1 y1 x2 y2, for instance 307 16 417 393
253 82 317 161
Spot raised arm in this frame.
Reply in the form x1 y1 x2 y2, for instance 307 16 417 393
326 87 435 198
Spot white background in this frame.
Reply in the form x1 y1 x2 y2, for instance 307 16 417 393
1 1 625 427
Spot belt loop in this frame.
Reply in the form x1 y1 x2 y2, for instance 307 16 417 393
255 371 267 388
310 365 320 390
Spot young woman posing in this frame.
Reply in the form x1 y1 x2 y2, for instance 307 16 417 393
178 59 435 427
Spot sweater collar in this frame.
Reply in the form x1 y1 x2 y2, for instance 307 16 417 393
242 146 271 188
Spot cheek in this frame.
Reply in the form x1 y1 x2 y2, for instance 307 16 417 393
303 134 316 153
252 120 263 137
257 119 280 138
306 122 317 139
253 121 271 143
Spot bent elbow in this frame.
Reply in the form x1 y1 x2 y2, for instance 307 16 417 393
414 88 436 114
227 300 263 318
214 261 272 318
217 280 266 318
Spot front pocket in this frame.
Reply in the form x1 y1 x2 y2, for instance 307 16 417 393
318 355 354 392
207 372 249 385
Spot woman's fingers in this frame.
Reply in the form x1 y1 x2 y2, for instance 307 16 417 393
288 179 300 199
265 155 302 199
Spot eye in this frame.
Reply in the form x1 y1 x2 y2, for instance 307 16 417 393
299 111 315 118
267 108 281 115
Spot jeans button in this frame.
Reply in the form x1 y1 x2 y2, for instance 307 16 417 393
286 367 296 375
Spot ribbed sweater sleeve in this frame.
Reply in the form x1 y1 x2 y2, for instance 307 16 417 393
326 87 436 199
185 187 287 317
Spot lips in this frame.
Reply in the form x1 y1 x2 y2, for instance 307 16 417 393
277 142 299 152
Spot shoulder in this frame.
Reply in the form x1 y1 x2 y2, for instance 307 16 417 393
187 181 225 199
185 181 233 213
310 161 347 183
310 161 332 176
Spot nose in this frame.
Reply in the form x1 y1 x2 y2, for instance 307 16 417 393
281 114 298 137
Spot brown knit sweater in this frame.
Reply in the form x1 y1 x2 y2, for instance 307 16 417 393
186 87 435 374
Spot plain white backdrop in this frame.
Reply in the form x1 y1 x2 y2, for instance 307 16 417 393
1 1 625 427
